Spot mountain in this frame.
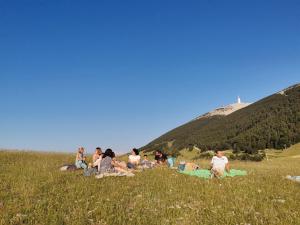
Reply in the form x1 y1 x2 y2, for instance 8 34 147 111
194 97 251 120
141 83 300 155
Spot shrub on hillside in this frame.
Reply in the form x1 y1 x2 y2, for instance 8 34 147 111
229 151 266 162
194 151 215 160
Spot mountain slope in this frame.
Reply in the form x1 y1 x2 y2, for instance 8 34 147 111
195 99 251 119
141 84 300 154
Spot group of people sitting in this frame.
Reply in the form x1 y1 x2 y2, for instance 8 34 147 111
75 147 174 177
75 147 231 178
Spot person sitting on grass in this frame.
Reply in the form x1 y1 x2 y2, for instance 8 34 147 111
91 147 103 171
127 148 141 169
75 147 88 169
141 154 152 168
210 150 230 178
99 149 115 174
167 154 177 168
99 149 129 174
154 150 168 165
141 154 149 163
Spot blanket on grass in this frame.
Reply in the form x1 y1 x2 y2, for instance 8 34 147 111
95 171 135 179
179 169 247 179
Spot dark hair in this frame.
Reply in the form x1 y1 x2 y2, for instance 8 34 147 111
144 154 148 157
215 150 222 154
96 147 102 150
155 150 162 154
132 148 139 155
103 149 115 158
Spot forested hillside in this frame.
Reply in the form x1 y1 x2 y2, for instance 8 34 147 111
142 84 300 154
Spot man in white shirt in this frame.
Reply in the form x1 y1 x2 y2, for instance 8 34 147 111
211 150 230 178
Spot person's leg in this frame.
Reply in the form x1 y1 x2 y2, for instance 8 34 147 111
114 166 135 177
216 168 224 178
76 160 87 169
81 162 88 169
114 161 127 170
75 160 82 169
211 168 222 178
115 166 129 173
127 162 135 169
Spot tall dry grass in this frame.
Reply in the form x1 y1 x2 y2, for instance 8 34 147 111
0 150 299 225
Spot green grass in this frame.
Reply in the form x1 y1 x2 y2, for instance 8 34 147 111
266 143 300 159
176 149 200 161
1 149 300 225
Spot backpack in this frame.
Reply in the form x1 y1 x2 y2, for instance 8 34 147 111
60 164 77 171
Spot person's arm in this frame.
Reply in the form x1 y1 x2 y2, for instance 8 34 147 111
135 156 141 165
110 158 118 168
112 159 128 173
210 157 214 170
76 153 82 161
111 160 118 167
163 155 168 163
96 154 100 162
225 162 230 172
156 158 162 164
112 159 127 169
225 157 230 173
93 155 102 167
128 155 133 164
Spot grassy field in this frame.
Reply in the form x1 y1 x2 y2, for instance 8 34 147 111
1 146 300 225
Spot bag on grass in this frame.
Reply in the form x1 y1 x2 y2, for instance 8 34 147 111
60 164 77 171
178 162 186 171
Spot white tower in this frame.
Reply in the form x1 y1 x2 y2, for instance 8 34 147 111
237 96 241 104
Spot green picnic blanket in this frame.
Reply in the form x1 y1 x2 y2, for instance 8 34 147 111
179 169 247 179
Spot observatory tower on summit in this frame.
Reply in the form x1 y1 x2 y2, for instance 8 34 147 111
195 96 252 120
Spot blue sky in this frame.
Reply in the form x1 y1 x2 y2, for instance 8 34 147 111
0 0 299 153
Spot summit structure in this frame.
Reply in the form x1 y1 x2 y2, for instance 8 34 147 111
195 97 251 120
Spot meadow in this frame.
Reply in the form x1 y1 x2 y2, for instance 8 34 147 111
1 146 300 225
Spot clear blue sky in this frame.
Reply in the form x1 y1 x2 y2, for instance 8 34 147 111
0 0 299 153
